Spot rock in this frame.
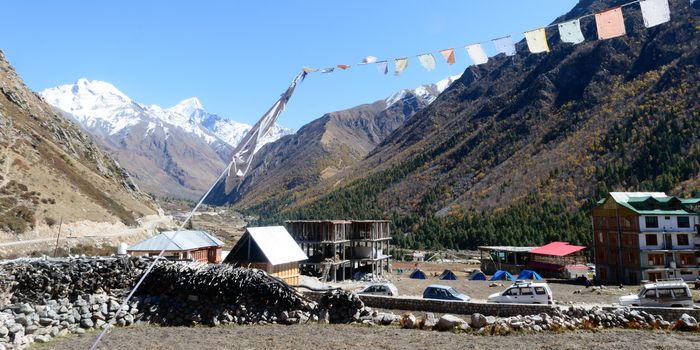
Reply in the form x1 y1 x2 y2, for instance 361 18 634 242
15 315 29 327
401 313 417 329
435 314 467 331
470 313 487 329
80 318 94 328
34 335 50 343
423 313 437 329
0 326 8 337
18 304 34 314
677 314 698 331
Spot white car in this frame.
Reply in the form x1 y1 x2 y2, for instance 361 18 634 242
488 281 553 304
357 283 399 297
619 279 694 307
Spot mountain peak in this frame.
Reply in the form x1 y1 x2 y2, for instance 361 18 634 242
169 97 204 117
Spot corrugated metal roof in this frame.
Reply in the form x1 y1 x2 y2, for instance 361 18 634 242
127 230 224 252
247 226 308 265
529 242 585 256
477 246 535 252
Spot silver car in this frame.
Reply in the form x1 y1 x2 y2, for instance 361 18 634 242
619 279 694 307
357 283 399 297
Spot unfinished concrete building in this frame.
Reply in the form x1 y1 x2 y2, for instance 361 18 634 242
285 220 392 281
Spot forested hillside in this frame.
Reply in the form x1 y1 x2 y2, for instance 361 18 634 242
240 0 700 250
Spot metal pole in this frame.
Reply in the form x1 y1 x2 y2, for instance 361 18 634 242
53 217 63 257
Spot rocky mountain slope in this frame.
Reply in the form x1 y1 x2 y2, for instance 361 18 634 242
239 0 700 249
41 80 293 200
205 75 461 206
0 50 156 234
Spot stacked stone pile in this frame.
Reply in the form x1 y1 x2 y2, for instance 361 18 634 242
316 289 366 324
1 257 148 302
134 263 316 326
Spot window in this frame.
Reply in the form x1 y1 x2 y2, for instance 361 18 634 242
645 234 658 246
647 253 664 266
503 288 518 296
534 287 546 295
520 287 533 295
677 234 689 246
677 217 690 228
643 289 656 298
672 288 688 297
621 217 632 228
645 216 659 228
664 216 670 220
680 253 695 265
657 289 672 298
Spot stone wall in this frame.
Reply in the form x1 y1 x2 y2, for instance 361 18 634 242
304 292 700 319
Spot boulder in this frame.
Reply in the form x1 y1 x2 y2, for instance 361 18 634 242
400 313 417 329
423 313 437 329
435 314 467 331
470 313 487 329
677 314 698 331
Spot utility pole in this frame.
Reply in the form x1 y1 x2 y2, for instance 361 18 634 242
53 217 63 257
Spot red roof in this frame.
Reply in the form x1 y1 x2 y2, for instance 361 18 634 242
529 242 585 257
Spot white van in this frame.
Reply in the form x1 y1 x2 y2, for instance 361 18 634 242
488 280 553 304
619 279 694 307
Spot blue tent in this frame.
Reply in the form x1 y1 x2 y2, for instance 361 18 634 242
490 270 515 281
469 271 486 280
517 269 543 280
410 269 426 279
439 270 457 280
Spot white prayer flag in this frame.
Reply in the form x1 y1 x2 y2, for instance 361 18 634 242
639 0 670 28
417 53 437 71
492 36 516 56
465 44 488 65
558 19 585 44
224 72 304 194
394 58 409 76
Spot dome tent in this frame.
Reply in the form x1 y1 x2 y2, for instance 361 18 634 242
517 269 543 280
439 269 457 280
490 270 515 281
469 270 487 280
409 269 426 279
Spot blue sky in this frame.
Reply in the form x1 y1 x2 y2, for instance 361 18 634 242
1 1 577 129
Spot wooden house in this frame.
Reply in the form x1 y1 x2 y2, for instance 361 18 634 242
224 226 308 285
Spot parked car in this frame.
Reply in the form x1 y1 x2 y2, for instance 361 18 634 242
357 283 399 297
422 284 471 301
488 280 553 304
619 279 694 307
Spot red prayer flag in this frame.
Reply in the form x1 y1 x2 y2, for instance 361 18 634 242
439 48 456 65
595 8 626 40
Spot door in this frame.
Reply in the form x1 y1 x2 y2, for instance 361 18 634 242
640 289 656 306
519 287 535 303
501 288 519 303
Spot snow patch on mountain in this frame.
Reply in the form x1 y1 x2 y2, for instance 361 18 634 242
385 73 462 107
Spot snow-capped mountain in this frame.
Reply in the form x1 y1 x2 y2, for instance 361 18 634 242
40 79 293 200
41 79 294 149
385 73 462 107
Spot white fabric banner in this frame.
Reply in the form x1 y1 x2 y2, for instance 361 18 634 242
639 0 670 28
417 53 437 71
465 44 488 65
558 19 585 44
492 36 516 56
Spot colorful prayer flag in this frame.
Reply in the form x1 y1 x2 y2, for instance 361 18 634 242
320 67 334 74
302 67 318 73
595 8 626 40
492 36 516 56
394 58 408 76
336 64 350 70
524 28 550 54
558 19 585 44
376 61 388 75
639 0 670 28
440 48 456 65
417 53 437 71
465 44 488 65
361 56 377 64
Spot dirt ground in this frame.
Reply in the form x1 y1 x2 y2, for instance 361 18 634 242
39 324 700 350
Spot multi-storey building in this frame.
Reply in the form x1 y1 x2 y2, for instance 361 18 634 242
285 220 391 281
592 192 700 284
